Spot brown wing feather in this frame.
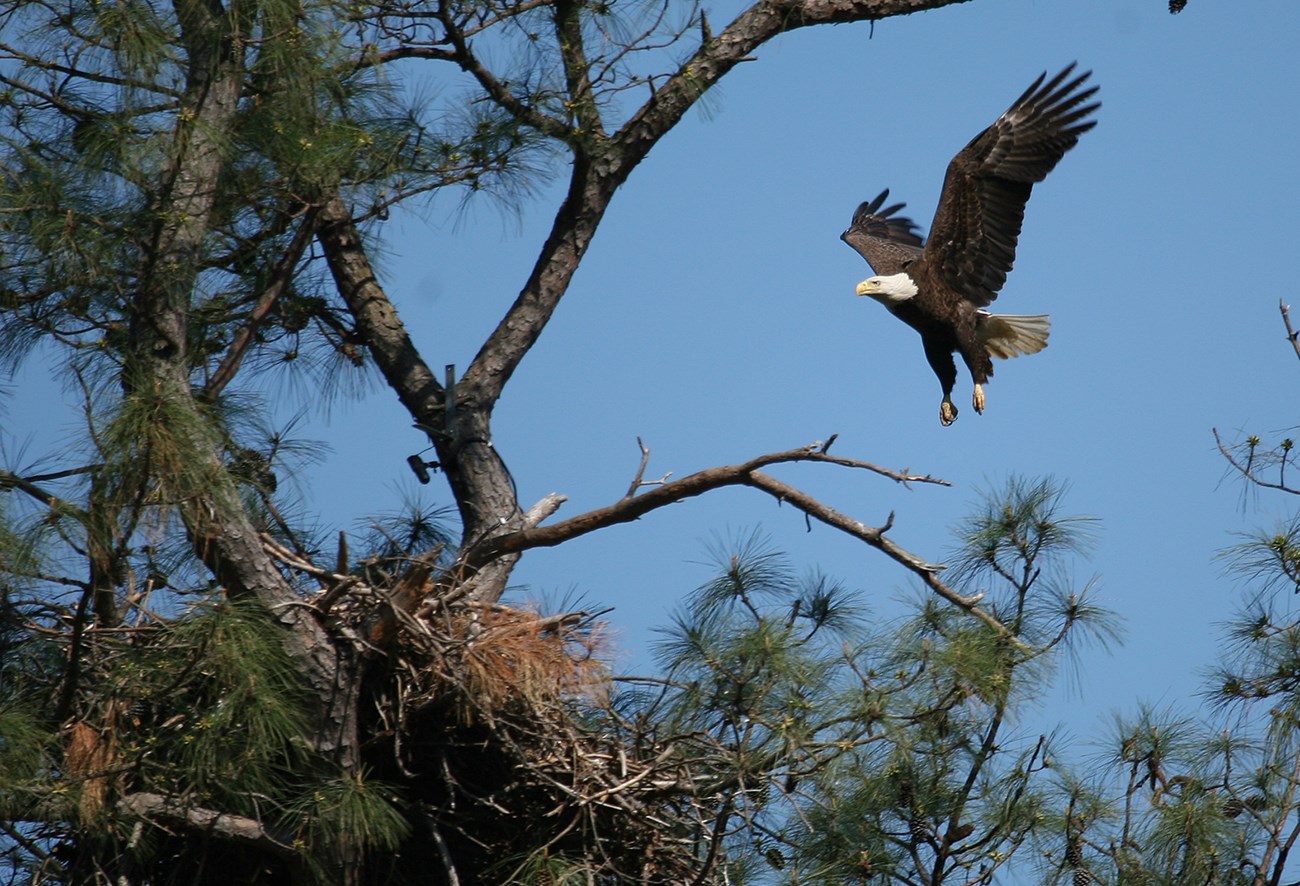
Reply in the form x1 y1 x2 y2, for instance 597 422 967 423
924 64 1099 307
840 189 925 277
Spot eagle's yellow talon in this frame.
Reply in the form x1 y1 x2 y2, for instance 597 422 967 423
973 384 985 415
940 399 958 426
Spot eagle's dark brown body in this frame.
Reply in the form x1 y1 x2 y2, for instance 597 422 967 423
843 66 1099 425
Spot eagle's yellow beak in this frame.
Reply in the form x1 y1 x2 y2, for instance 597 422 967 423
855 280 873 297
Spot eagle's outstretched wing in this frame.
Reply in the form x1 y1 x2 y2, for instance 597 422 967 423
925 64 1099 307
840 189 925 278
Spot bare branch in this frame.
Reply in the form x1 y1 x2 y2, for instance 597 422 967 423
624 437 656 498
118 793 298 860
459 156 611 410
0 469 86 517
553 0 605 137
260 533 373 614
453 443 1001 618
364 45 458 66
466 442 943 558
742 472 1018 643
461 1 976 418
443 440 1026 640
523 492 569 528
1283 299 1300 363
1213 303 1300 498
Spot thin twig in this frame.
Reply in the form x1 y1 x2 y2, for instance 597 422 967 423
1214 428 1300 496
624 437 653 499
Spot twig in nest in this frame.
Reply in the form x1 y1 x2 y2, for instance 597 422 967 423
315 577 362 613
429 820 461 886
260 534 368 613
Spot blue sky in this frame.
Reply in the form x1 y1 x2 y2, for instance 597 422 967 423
8 0 1300 758
364 0 1297 740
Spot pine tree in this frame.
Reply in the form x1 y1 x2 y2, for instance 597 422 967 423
0 0 1206 882
1054 303 1300 886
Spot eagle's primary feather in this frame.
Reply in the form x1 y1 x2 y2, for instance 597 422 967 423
842 64 1098 425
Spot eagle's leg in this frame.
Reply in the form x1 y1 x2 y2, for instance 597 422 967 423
972 384 985 414
925 342 961 427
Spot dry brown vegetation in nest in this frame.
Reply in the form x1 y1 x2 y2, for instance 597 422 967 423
422 603 612 724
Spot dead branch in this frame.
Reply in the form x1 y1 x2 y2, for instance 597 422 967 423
117 792 298 860
523 492 569 528
1283 299 1300 363
625 436 655 498
260 534 341 582
464 441 946 560
449 442 1021 641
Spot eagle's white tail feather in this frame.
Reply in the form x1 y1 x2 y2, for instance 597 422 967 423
978 313 1050 360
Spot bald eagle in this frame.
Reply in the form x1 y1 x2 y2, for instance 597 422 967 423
843 65 1099 425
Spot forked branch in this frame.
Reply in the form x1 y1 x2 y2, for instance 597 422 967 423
457 440 1016 637
466 440 945 558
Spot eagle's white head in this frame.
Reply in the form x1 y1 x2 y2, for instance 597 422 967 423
856 273 918 305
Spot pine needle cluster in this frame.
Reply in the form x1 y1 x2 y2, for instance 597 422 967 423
617 485 1114 885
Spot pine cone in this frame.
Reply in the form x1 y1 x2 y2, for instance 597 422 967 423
1066 831 1089 885
1223 794 1267 817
